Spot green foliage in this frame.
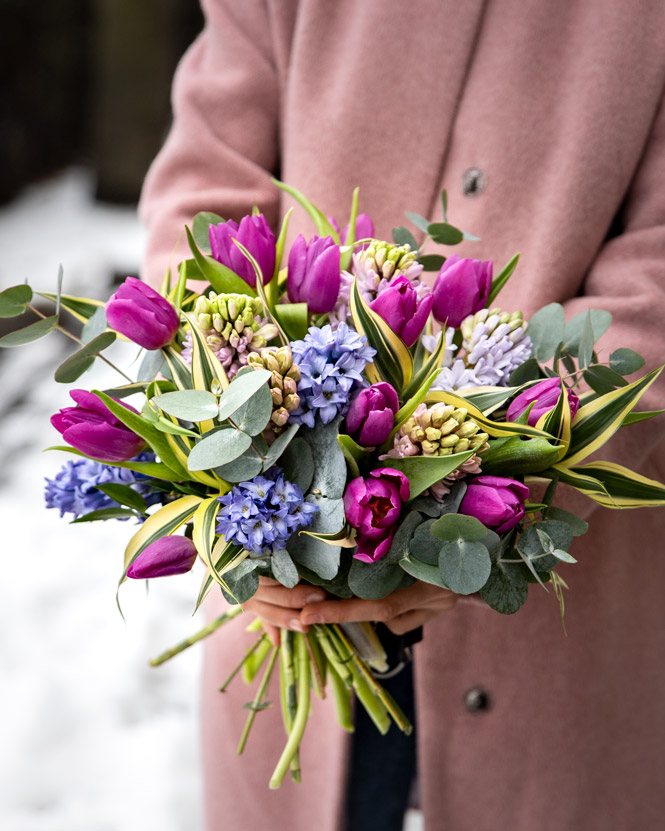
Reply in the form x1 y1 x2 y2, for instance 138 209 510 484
270 549 299 588
487 254 520 305
187 427 252 471
427 222 463 245
392 226 419 250
562 309 611 356
609 348 645 375
0 315 58 347
217 368 272 421
384 450 475 500
261 424 300 472
479 559 528 614
225 382 272 436
417 254 446 272
273 302 309 341
54 331 117 383
81 306 108 343
480 435 561 476
0 284 33 318
185 226 255 296
96 483 148 514
192 211 224 252
526 302 565 362
222 560 260 604
272 179 339 242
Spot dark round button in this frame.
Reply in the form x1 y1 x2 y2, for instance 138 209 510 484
462 167 487 197
464 686 492 713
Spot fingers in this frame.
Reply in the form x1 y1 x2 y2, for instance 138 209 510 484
255 577 327 609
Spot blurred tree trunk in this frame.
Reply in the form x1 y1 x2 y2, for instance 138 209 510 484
92 0 202 204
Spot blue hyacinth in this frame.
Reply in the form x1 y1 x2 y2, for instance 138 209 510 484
44 452 162 520
289 322 376 428
216 469 318 555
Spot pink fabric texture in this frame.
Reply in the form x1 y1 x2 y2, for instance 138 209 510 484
139 1 665 829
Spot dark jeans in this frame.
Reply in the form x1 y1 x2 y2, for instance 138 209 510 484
344 630 418 831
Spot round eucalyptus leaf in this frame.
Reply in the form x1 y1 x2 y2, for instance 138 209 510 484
438 540 491 594
187 428 252 471
430 512 488 542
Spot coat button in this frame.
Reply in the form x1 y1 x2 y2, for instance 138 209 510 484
462 167 486 197
464 686 492 713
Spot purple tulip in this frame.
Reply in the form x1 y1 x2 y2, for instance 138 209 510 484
369 275 434 347
106 277 179 350
287 234 341 313
506 378 580 427
344 468 410 564
127 535 198 579
431 255 492 328
345 382 399 447
209 214 276 288
459 475 529 533
328 213 375 247
51 389 146 463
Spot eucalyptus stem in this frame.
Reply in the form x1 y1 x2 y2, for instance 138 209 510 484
219 633 267 693
237 645 279 755
270 633 311 789
150 607 243 666
28 302 134 383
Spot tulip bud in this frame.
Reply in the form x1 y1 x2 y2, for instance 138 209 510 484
345 382 400 447
344 468 410 563
369 275 433 347
126 535 198 579
431 255 493 328
209 214 276 288
51 390 146 463
459 475 529 534
106 277 179 350
506 378 580 427
287 234 341 313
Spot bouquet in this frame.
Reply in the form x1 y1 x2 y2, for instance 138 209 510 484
4 182 664 788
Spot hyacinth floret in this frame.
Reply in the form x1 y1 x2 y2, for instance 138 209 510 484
216 470 318 555
289 322 376 428
330 241 429 326
430 308 532 391
44 452 161 520
182 292 278 379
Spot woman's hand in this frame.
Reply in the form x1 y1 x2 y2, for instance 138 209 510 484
299 582 459 635
242 577 327 646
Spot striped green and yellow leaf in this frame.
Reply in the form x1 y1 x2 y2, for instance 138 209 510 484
571 461 665 508
350 278 413 391
536 381 572 461
402 329 449 401
564 367 662 465
38 292 104 323
161 345 194 391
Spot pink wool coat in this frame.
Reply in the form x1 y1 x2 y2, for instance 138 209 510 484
139 1 665 829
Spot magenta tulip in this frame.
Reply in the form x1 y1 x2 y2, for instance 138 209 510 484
328 213 375 247
506 378 580 427
459 475 529 533
51 389 146 463
345 382 399 447
287 234 341 313
369 275 433 347
431 254 492 328
345 468 410 564
127 535 198 579
106 277 179 350
209 214 276 288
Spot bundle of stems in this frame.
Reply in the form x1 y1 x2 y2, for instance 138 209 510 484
151 611 412 788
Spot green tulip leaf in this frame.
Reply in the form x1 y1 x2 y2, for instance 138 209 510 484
386 450 476 500
71 507 138 523
96 483 148 513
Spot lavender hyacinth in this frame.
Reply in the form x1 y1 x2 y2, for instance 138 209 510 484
216 470 318 555
289 322 376 428
44 452 162 520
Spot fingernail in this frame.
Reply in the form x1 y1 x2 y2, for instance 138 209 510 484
306 592 325 603
289 618 305 632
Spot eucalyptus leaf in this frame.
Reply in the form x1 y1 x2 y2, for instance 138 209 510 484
385 512 425 563
187 428 252 471
270 549 299 588
261 423 299 471
583 365 628 395
430 512 488 542
228 382 272 435
408 482 467 518
221 560 260 604
427 222 463 245
279 437 314 493
552 549 578 564
479 560 529 614
287 495 344 580
138 349 166 383
438 539 491 594
81 305 108 343
563 309 612 356
0 315 58 347
609 348 645 375
543 507 588 536
399 556 448 588
526 303 565 362
508 358 544 386
348 555 405 599
578 312 595 369
392 226 419 250
417 254 446 272
217 369 272 422
153 390 219 422
300 416 347 500
405 211 430 234
408 519 440 565
54 331 117 383
214 445 264 482
0 284 33 318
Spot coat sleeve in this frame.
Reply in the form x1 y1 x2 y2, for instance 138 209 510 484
556 85 665 517
138 0 281 288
